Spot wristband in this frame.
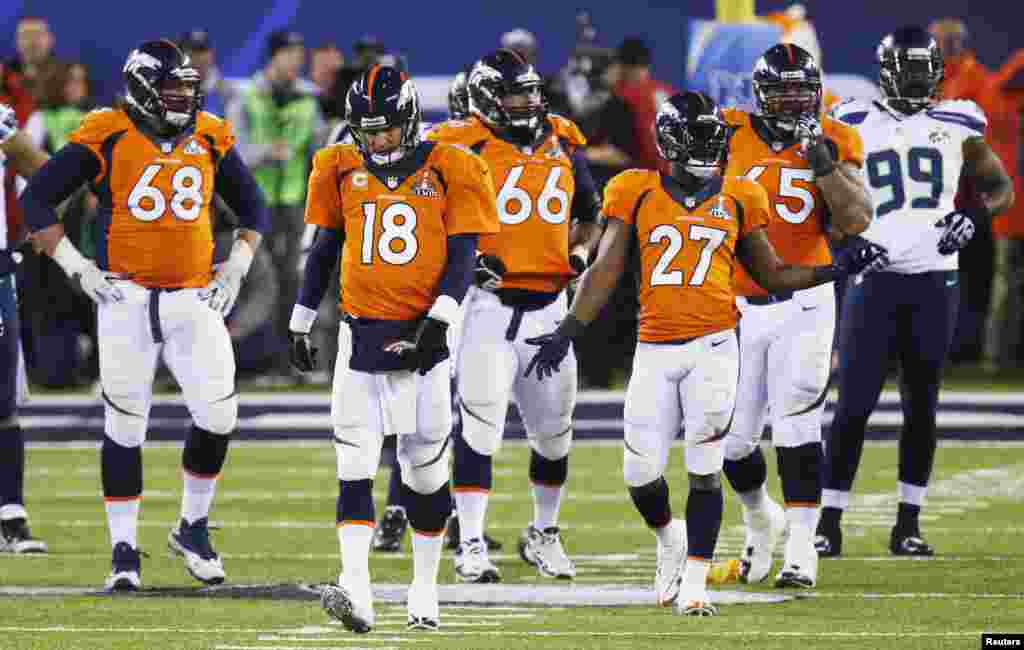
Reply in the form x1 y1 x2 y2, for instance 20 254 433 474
289 304 318 334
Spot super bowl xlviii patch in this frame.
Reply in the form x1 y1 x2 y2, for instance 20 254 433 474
929 128 952 145
413 172 439 198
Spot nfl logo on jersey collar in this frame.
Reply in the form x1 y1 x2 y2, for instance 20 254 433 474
684 196 696 208
385 175 401 190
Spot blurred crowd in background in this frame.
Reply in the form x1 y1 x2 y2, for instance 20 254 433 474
2 10 1023 391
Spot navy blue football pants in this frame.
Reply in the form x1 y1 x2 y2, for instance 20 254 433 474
823 270 960 494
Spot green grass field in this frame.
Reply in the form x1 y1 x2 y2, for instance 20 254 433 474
2 440 1022 650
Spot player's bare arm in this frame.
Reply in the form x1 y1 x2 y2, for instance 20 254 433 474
568 219 604 268
567 149 605 271
737 227 887 292
816 161 871 236
962 136 1014 219
566 216 630 327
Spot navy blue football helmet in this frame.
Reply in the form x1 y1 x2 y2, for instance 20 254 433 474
468 49 547 141
655 91 732 178
752 43 823 124
123 39 203 135
346 64 421 166
877 26 944 112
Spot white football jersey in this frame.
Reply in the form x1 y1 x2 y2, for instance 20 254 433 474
0 152 7 248
831 98 987 274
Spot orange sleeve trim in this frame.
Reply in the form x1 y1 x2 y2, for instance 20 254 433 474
785 501 820 508
104 496 142 503
453 487 490 495
337 520 375 529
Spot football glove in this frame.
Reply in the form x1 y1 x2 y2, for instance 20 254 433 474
201 240 254 316
51 237 125 305
288 331 319 372
935 211 976 255
832 236 890 276
795 116 836 177
0 103 17 145
569 251 588 275
385 317 449 375
474 253 506 292
523 316 586 381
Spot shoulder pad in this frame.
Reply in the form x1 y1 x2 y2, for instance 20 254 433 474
829 98 873 125
926 99 988 135
425 117 489 145
606 168 658 201
721 107 749 126
548 114 587 147
313 143 362 173
69 107 131 145
195 111 235 154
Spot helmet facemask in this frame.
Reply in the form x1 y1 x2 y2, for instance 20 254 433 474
657 110 731 179
754 79 822 129
348 78 422 167
880 47 943 111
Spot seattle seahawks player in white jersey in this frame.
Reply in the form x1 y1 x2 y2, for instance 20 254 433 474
817 26 1014 558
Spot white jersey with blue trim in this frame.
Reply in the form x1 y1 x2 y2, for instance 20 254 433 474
831 98 988 274
0 153 7 248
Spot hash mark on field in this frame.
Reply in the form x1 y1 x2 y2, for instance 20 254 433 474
806 592 1024 599
219 646 398 650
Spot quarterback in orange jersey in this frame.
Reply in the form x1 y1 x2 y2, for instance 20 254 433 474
425 49 604 583
22 40 270 591
526 91 888 617
287 65 498 634
717 44 873 591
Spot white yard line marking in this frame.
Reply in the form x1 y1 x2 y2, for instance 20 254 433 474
258 638 420 644
219 646 398 650
806 592 1024 599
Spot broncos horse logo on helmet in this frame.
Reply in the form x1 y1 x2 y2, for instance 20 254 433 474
877 25 944 113
468 49 547 143
752 43 823 126
123 39 203 136
655 91 733 179
346 64 422 166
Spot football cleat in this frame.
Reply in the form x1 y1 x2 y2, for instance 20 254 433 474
406 583 440 631
774 563 816 588
454 538 501 583
443 514 503 551
739 497 786 583
655 519 687 606
890 527 935 556
676 598 719 617
167 517 226 585
814 527 843 557
104 542 142 592
519 525 576 579
321 582 374 634
372 506 408 553
0 518 48 554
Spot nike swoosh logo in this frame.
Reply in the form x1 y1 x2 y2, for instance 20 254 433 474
946 280 958 287
711 339 728 348
801 305 818 312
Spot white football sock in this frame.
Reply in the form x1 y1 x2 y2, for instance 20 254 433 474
338 523 373 586
898 481 927 507
821 489 850 510
180 472 218 524
106 499 140 549
682 557 710 590
531 483 563 530
786 504 819 531
654 518 685 547
411 531 445 588
738 484 767 512
454 490 488 544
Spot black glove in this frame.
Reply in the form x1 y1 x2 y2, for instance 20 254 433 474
474 253 506 291
795 116 836 177
935 210 976 255
289 331 319 372
569 252 588 275
401 317 449 375
523 315 586 381
832 236 890 276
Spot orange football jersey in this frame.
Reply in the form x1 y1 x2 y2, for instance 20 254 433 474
722 108 864 296
305 142 499 321
605 170 770 342
68 108 235 289
427 114 586 293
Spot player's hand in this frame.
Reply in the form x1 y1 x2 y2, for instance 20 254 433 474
288 331 318 372
386 317 449 375
0 103 17 145
524 331 573 381
569 251 588 276
795 115 824 148
474 253 506 292
833 236 890 276
935 211 976 255
74 261 126 305
200 265 244 315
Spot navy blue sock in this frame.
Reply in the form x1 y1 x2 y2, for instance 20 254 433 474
102 437 142 499
0 425 24 507
387 453 404 508
686 486 723 561
723 445 767 494
452 428 492 492
628 477 672 529
337 479 375 526
776 443 823 506
896 502 921 533
403 483 452 535
529 450 568 487
182 426 230 478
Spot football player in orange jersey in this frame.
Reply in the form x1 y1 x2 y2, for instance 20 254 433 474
526 91 887 616
288 65 498 633
717 43 872 590
22 40 270 590
426 49 604 583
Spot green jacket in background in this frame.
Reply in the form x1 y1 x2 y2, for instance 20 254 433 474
43 106 87 153
242 84 319 206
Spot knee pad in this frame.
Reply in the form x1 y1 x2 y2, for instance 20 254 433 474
459 399 504 457
102 392 148 448
723 432 760 462
192 391 238 435
399 432 451 495
685 439 725 477
688 471 722 492
334 427 381 482
623 432 670 488
529 426 572 461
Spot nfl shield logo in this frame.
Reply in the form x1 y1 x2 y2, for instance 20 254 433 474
386 176 400 189
684 197 696 209
771 142 784 152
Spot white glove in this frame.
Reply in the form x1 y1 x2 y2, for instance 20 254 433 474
794 115 824 149
51 237 125 305
200 239 254 315
0 103 18 145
